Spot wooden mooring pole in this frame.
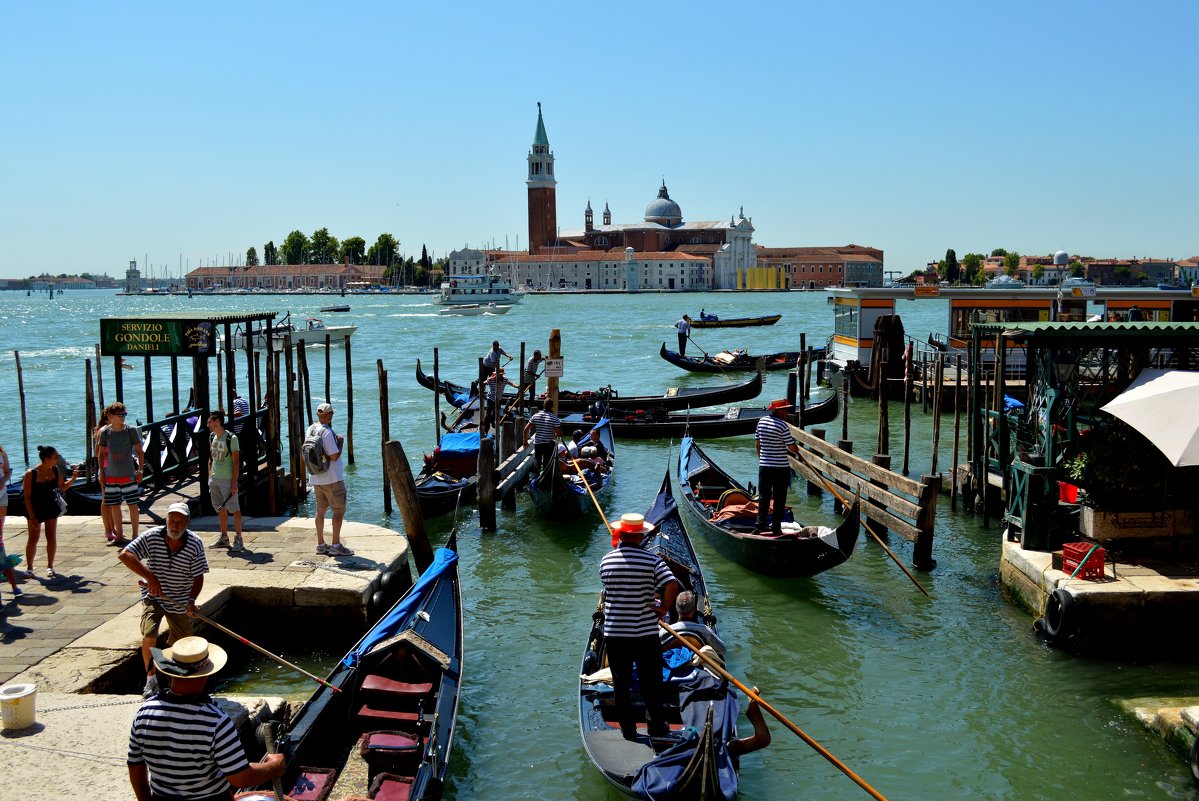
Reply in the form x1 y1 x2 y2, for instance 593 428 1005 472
325 333 332 404
931 355 944 477
378 359 392 515
14 351 29 466
85 359 97 482
478 436 496 531
382 440 434 573
432 348 441 446
298 341 314 425
951 355 963 511
344 334 355 465
901 344 913 475
94 344 105 409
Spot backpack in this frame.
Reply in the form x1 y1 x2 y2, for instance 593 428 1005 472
209 431 232 462
302 424 330 474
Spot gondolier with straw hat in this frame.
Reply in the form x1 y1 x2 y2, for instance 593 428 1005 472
599 513 680 741
756 398 799 537
127 635 286 801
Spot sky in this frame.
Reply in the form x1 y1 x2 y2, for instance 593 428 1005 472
2 1 1196 279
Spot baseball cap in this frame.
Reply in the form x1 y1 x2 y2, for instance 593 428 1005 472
167 502 191 518
317 403 335 414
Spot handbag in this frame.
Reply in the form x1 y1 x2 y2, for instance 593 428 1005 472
55 489 68 516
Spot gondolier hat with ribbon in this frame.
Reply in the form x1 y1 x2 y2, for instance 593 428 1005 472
609 512 656 547
766 398 792 414
150 636 228 679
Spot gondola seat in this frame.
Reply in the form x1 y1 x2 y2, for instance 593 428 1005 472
369 772 414 801
360 731 422 778
356 704 423 728
362 674 434 698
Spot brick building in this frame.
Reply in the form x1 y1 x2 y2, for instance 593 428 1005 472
186 263 384 291
756 245 884 288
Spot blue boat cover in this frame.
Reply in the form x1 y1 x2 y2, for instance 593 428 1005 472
1003 395 1025 412
630 671 741 801
451 390 471 408
439 432 481 458
343 546 458 667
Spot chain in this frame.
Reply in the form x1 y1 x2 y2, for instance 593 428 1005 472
292 559 377 579
39 697 146 713
3 739 126 766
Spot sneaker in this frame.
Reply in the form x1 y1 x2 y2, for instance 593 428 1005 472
231 537 245 552
210 536 231 549
142 675 159 699
10 587 21 598
329 543 354 556
315 543 332 556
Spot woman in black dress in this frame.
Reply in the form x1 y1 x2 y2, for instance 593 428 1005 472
22 446 80 580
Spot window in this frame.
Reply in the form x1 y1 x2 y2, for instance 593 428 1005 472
834 304 857 336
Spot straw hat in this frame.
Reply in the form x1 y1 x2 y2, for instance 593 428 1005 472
609 513 655 547
151 636 228 679
766 398 793 411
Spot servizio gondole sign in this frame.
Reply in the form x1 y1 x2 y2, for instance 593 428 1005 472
100 319 218 358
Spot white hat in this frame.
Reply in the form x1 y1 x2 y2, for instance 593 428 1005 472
166 502 191 518
151 636 227 679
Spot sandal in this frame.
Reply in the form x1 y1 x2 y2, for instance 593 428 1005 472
46 568 57 580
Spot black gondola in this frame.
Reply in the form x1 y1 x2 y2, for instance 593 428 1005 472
276 537 462 801
659 342 815 373
414 428 482 519
415 359 765 413
579 472 743 800
691 313 782 328
560 390 838 440
678 437 859 578
528 417 614 519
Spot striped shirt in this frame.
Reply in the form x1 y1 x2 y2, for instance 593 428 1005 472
756 415 795 468
600 545 675 638
529 410 561 444
128 693 250 798
127 527 209 614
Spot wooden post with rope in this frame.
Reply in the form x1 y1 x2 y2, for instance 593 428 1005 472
548 329 561 416
383 439 434 573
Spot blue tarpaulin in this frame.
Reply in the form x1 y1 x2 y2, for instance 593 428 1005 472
1003 395 1025 412
439 432 481 458
343 546 458 667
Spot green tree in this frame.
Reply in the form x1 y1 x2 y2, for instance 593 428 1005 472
246 246 259 267
340 236 366 265
1069 261 1085 278
1003 251 1021 276
961 253 984 284
310 227 340 264
944 248 959 283
1114 265 1132 284
991 248 1008 258
367 233 400 267
1032 264 1044 282
263 241 278 265
281 230 310 265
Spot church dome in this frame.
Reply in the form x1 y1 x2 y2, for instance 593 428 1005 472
644 181 682 225
1053 250 1069 265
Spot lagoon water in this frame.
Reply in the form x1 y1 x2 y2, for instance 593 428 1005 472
3 288 1198 800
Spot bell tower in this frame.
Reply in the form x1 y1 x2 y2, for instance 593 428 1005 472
527 103 557 254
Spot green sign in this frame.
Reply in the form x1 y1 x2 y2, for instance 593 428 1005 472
100 318 218 358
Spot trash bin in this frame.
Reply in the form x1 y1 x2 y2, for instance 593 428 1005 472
0 683 37 730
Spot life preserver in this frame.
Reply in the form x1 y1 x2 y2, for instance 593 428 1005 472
1041 588 1076 642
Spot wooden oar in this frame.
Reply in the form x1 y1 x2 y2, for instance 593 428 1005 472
659 622 893 801
793 450 930 597
256 720 286 801
194 611 342 693
559 437 614 534
496 368 545 427
686 334 727 374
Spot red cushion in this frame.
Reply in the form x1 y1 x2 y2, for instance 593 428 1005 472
362 674 434 696
357 704 420 724
374 778 413 801
365 732 419 751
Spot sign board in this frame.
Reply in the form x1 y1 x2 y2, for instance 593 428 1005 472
914 285 941 298
1070 286 1097 298
100 318 219 358
544 358 564 378
1192 286 1199 298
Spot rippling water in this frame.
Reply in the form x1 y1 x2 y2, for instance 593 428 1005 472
2 289 1197 800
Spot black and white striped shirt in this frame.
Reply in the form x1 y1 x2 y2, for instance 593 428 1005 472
529 410 561 444
128 693 249 797
600 545 675 638
756 415 795 468
126 528 208 614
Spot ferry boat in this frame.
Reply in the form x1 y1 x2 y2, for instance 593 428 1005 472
437 271 522 306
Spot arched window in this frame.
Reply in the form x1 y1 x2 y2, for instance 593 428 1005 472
595 236 608 246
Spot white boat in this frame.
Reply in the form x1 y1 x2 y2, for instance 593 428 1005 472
438 303 513 317
231 316 357 350
437 271 522 305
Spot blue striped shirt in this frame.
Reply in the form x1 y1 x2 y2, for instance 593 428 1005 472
529 410 561 444
128 694 250 798
756 415 795 468
126 528 208 614
600 545 675 638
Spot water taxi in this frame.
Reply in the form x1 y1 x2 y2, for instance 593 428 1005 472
231 315 357 350
438 303 513 317
437 271 522 306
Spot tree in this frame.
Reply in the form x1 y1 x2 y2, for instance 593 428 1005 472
944 248 959 283
991 248 1008 258
1003 251 1021 276
961 253 984 284
246 246 259 267
263 241 278 266
366 233 400 267
1114 266 1132 284
1032 264 1044 282
280 230 310 265
1069 261 1086 278
340 236 366 265
310 227 340 264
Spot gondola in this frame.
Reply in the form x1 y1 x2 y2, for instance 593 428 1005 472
415 359 765 413
414 429 481 518
560 390 838 440
660 342 813 373
677 437 859 578
528 417 614 519
578 472 742 800
691 313 782 328
276 537 462 801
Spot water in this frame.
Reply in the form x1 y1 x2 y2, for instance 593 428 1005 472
3 289 1198 800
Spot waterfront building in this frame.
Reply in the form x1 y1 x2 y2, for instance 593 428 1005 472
756 245 884 289
1177 256 1199 286
185 263 384 291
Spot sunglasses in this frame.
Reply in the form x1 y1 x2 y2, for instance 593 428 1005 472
115 412 128 417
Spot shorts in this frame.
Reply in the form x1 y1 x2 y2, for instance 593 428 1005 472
209 478 240 513
312 481 346 513
104 479 140 506
140 599 193 642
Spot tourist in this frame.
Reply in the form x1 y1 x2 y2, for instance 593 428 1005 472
22 445 79 581
98 401 145 545
206 412 243 552
674 315 692 356
523 405 562 474
567 429 583 459
127 636 286 800
482 340 509 376
308 403 352 557
0 443 19 602
523 349 544 402
600 513 679 741
480 368 517 436
755 399 799 536
231 393 250 435
670 590 726 658
118 502 208 698
728 688 772 756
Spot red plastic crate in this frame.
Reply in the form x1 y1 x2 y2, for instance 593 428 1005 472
1062 541 1105 580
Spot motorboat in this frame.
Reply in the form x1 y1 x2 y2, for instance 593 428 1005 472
437 271 522 305
438 303 513 317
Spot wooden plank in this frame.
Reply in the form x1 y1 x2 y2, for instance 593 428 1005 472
791 425 924 496
496 454 534 496
789 454 922 541
789 452 922 520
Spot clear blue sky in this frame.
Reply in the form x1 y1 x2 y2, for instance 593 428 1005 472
3 1 1196 279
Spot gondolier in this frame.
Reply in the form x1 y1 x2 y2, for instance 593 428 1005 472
599 513 679 741
523 406 562 472
673 315 692 356
756 399 799 536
